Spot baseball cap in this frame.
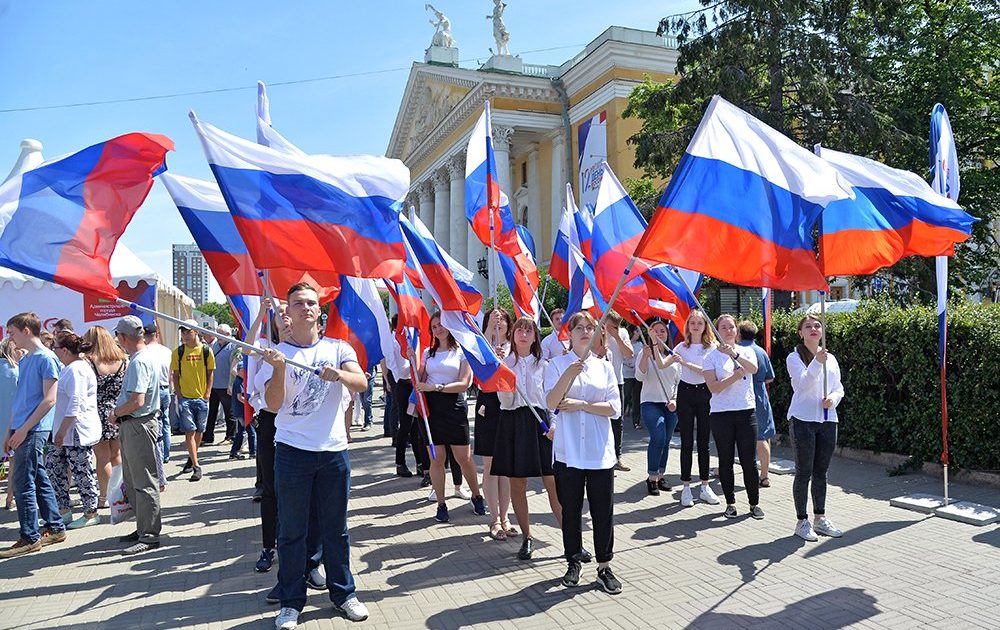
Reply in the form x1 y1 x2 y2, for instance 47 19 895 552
114 315 144 338
142 322 159 335
178 318 199 331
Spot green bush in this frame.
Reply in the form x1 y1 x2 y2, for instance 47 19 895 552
758 299 1000 472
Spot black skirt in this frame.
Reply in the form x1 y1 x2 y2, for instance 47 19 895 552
473 391 501 456
491 406 554 478
424 391 470 446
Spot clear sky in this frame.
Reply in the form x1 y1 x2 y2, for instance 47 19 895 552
0 0 698 303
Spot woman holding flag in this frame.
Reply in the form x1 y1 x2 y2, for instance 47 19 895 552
415 313 487 524
636 320 681 497
475 308 514 540
493 317 562 561
545 312 622 595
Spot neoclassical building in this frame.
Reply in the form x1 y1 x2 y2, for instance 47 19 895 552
387 26 678 290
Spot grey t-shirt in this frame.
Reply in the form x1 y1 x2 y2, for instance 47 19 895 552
116 347 160 418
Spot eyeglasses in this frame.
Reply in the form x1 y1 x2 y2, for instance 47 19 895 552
572 325 596 334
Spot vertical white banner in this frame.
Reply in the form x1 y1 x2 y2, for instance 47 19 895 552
578 111 607 212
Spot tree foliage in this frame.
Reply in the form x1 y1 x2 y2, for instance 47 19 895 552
625 0 1000 299
196 302 235 327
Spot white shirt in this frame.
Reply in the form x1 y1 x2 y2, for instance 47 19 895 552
622 341 641 379
635 349 682 404
786 351 844 422
498 353 546 410
422 346 465 385
544 352 621 470
145 342 173 388
605 327 631 385
254 338 358 452
53 360 101 447
703 346 757 413
385 341 411 382
673 342 716 384
541 332 567 361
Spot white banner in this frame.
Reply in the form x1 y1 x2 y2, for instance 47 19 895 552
578 111 607 212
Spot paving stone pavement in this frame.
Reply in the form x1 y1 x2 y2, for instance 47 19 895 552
1 398 998 630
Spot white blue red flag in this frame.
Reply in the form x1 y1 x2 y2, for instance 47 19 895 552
562 184 606 324
400 214 482 315
0 133 172 298
325 276 394 372
497 229 540 320
437 310 516 393
464 101 520 257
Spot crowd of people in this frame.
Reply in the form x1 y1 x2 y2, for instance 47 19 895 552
0 283 845 629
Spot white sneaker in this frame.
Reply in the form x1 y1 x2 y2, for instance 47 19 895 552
455 485 472 500
680 485 694 507
814 516 843 538
335 595 370 622
699 485 720 505
427 488 437 502
795 520 819 542
275 607 299 630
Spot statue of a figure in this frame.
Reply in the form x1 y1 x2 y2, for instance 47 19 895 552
426 4 455 48
488 0 510 56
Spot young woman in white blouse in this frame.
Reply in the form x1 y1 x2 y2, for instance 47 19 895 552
672 311 721 507
703 315 763 520
787 314 845 542
636 320 682 496
47 332 102 529
415 313 486 523
476 308 514 540
545 312 623 595
493 317 562 561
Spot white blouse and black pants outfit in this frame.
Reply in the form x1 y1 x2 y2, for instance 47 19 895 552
545 353 622 564
492 355 552 478
422 347 471 446
673 343 714 483
704 346 759 507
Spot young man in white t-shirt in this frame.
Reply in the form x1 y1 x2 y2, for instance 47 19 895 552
258 284 370 628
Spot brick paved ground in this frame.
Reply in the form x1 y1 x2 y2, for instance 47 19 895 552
1 393 998 630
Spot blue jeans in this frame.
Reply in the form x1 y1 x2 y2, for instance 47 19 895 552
13 431 65 542
177 397 208 433
231 420 257 456
362 375 374 425
274 442 354 610
158 387 171 461
641 402 679 476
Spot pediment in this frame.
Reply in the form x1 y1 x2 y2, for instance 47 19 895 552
388 66 477 161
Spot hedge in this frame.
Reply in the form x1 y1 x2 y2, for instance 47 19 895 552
756 299 1000 472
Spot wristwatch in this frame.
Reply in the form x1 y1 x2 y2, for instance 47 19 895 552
436 383 443 392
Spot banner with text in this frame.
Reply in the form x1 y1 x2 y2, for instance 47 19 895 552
578 111 608 212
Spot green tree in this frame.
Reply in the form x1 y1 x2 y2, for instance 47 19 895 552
196 302 235 327
626 0 999 299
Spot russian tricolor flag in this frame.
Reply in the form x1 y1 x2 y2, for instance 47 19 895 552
592 165 659 299
400 214 483 315
465 102 520 257
497 230 540 320
385 275 430 360
0 133 173 298
325 276 394 372
438 310 516 393
562 185 606 324
637 95 862 291
191 113 408 281
816 145 976 276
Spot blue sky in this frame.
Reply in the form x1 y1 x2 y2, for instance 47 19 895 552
0 1 697 302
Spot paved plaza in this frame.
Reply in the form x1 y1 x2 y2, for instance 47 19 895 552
1 397 998 630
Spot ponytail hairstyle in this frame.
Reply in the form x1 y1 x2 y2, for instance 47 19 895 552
55 331 93 356
795 314 822 366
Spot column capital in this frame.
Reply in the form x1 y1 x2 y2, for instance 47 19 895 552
417 179 434 203
491 125 514 151
433 168 450 190
447 151 466 179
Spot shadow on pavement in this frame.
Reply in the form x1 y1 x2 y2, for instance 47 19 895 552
422 579 581 629
688 586 879 630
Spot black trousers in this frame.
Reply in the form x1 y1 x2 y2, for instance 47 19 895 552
554 462 614 564
205 387 232 442
256 410 278 550
611 384 624 459
709 409 759 506
677 382 712 482
394 379 429 470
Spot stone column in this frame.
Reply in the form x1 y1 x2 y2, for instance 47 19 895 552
492 125 514 200
417 180 434 233
432 169 450 250
447 152 467 267
550 132 567 253
526 145 542 250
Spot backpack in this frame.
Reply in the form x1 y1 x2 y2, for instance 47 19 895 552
177 344 211 385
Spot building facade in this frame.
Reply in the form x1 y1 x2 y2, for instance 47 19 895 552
172 243 209 306
387 26 679 290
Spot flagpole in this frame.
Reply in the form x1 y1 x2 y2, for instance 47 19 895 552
629 310 674 356
406 348 437 460
117 299 321 374
634 322 673 404
539 274 550 313
819 289 829 421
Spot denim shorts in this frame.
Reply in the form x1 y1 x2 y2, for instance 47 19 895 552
176 397 209 433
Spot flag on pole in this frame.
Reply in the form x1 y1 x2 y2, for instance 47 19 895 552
562 185 606 325
464 101 520 257
191 113 408 280
930 103 961 469
0 133 173 298
636 95 864 290
496 229 540 320
761 287 772 356
385 275 431 360
256 82 305 155
400 215 483 314
324 276 394 372
437 310 516 392
816 145 975 275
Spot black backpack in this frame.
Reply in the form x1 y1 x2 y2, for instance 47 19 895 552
176 344 211 384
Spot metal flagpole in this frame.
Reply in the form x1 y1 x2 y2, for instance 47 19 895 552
635 323 672 405
406 348 437 460
819 289 829 421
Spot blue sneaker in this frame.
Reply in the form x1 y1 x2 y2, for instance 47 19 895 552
435 503 449 523
255 548 275 573
471 495 487 516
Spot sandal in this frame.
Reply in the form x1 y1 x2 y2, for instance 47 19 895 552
501 519 519 537
759 477 770 488
489 520 507 541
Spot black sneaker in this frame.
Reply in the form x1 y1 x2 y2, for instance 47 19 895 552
180 459 193 474
596 567 623 594
305 567 326 590
265 583 281 605
255 548 275 573
572 549 593 563
121 540 159 556
435 503 449 523
657 479 671 492
118 531 140 543
724 505 738 519
646 479 660 496
420 474 432 488
561 560 582 587
229 454 246 460
471 495 487 516
396 465 414 478
750 505 765 520
517 537 533 561
190 466 202 482
252 488 264 503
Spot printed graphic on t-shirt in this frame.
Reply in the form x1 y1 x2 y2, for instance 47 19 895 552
287 360 333 417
